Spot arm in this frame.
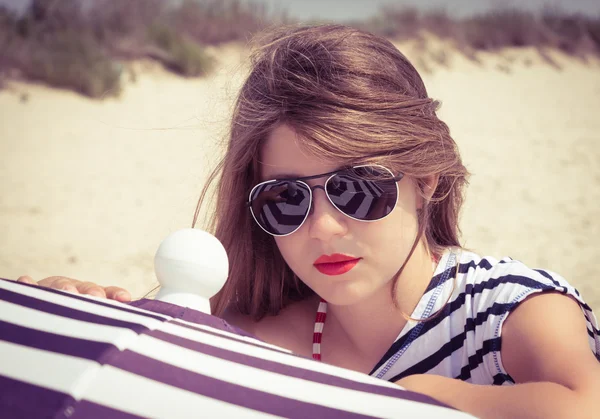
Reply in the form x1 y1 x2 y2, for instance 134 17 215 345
397 292 600 419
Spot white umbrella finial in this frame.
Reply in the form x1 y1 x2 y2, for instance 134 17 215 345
154 228 229 314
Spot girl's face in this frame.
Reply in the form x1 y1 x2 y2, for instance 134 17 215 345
259 124 424 306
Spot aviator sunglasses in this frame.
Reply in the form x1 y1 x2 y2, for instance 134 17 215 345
248 164 404 236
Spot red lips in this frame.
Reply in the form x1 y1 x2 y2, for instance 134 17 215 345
313 253 361 276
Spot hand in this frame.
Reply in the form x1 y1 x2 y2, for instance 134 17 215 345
16 275 132 302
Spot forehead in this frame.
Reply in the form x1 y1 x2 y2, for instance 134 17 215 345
259 124 340 180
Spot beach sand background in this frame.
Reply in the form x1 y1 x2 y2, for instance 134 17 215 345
1 41 599 314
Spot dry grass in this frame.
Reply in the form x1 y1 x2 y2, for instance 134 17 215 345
0 0 281 98
0 1 598 97
357 6 600 64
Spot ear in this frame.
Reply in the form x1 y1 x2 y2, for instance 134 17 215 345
417 175 439 210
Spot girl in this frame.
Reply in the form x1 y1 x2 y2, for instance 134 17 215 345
19 24 600 418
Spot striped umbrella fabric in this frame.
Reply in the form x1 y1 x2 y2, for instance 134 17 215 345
0 278 475 418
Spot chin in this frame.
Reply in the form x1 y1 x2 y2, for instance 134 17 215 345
315 282 379 306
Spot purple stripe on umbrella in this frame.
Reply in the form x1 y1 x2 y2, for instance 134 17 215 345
130 301 310 359
171 319 293 356
0 315 451 411
127 299 186 320
0 373 74 418
128 299 258 338
71 400 146 419
0 278 167 322
0 287 151 333
179 304 257 337
108 350 378 419
0 374 144 419
130 300 296 357
0 320 118 362
147 329 452 408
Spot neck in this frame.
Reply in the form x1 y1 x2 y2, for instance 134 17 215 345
325 241 437 364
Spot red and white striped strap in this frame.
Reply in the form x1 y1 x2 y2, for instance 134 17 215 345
312 298 327 361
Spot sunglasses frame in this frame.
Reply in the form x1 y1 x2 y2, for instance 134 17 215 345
248 164 404 237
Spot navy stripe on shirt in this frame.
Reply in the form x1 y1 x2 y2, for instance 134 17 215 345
371 273 555 374
492 373 515 385
454 338 501 381
423 258 515 295
386 305 507 382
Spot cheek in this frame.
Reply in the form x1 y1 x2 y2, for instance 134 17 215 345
274 234 307 273
355 188 421 273
362 207 419 259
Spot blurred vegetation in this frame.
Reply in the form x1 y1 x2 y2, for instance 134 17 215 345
0 0 599 98
0 0 279 97
357 6 600 64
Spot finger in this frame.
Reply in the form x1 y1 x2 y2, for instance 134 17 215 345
39 276 82 289
42 277 80 293
76 282 107 298
17 275 37 285
104 286 132 302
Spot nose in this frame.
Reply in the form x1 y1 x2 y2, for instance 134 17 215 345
307 186 348 242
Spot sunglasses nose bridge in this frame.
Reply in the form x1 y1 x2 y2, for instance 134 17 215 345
305 184 350 241
307 183 343 218
308 184 329 212
310 184 326 193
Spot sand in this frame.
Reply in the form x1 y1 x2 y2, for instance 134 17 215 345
1 42 599 313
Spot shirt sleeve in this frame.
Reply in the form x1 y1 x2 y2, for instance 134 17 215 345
472 259 600 385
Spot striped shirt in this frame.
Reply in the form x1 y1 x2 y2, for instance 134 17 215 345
364 248 600 384
0 277 475 418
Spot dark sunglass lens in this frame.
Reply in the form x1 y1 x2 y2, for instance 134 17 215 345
326 166 397 221
250 181 311 235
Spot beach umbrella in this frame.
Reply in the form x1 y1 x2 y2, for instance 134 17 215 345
0 229 475 418
0 278 480 418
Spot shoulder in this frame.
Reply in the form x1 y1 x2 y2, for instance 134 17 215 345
501 290 600 385
455 249 587 326
220 307 260 336
254 295 321 357
221 295 320 357
453 249 599 383
456 250 574 302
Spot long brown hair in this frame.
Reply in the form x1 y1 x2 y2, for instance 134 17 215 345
193 24 469 320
